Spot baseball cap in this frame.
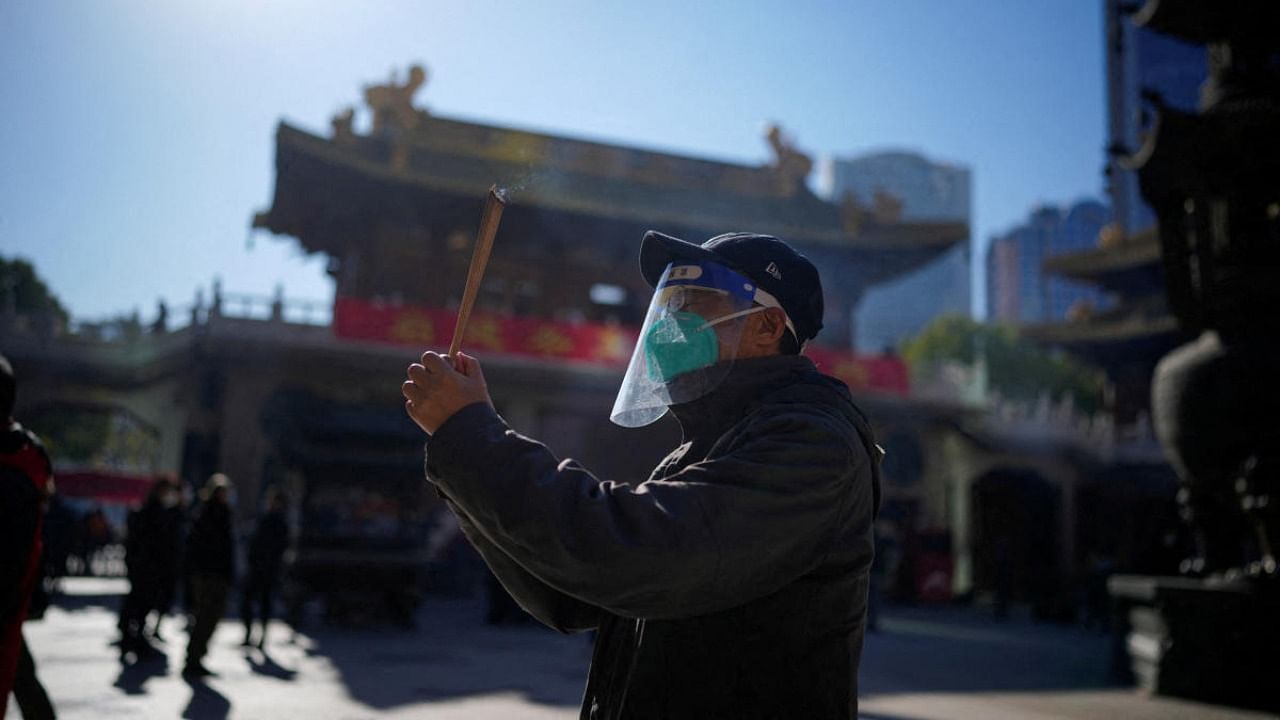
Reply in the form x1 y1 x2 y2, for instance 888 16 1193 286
639 231 825 346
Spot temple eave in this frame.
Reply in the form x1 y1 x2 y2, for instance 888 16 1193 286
254 121 967 266
1023 314 1177 344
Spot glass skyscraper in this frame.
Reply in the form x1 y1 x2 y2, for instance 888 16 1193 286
986 200 1113 325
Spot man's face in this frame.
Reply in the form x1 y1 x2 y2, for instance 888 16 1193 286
660 287 744 358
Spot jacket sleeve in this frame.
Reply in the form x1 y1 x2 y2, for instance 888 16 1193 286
425 402 868 620
439 496 603 633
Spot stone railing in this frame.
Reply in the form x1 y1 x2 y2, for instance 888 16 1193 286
6 285 333 345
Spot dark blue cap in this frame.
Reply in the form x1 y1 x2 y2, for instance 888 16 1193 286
640 230 825 345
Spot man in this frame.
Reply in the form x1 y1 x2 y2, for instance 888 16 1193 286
1 354 57 719
403 232 881 719
182 474 235 680
118 475 181 662
147 475 185 644
239 488 289 649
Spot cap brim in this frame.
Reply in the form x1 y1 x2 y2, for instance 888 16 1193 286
639 231 725 288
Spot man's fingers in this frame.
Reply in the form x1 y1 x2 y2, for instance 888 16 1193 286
420 351 451 374
402 380 427 404
407 363 435 386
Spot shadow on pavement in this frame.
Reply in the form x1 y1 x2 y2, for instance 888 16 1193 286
181 679 231 720
294 596 1123 710
112 656 170 696
860 604 1120 697
294 595 589 710
245 649 298 681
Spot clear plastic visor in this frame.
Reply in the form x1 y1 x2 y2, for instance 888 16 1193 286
609 262 759 428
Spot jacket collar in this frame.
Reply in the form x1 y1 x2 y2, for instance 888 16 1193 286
669 354 817 440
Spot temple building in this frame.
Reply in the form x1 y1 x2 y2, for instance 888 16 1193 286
2 63 961 611
1023 227 1187 431
241 61 966 509
253 65 967 352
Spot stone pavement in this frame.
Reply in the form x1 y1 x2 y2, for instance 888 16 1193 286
8 578 1275 719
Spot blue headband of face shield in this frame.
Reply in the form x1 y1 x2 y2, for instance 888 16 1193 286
658 262 757 301
658 262 798 340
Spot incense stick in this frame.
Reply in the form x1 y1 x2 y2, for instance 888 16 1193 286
449 185 506 357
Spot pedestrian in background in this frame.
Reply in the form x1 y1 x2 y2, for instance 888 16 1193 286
147 475 185 644
182 474 235 680
239 488 289 649
118 475 181 662
0 353 57 719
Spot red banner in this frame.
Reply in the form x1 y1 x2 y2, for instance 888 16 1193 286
333 297 908 395
805 346 911 396
334 297 637 366
55 471 155 504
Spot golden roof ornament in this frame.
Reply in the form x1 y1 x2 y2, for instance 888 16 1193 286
364 63 429 136
764 124 813 196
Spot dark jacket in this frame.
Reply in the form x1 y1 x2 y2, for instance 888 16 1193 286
125 499 180 583
185 500 234 579
247 511 289 578
426 355 880 719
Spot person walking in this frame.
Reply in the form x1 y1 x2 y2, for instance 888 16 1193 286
182 474 235 680
147 480 185 644
118 476 180 662
0 354 57 719
239 489 289 649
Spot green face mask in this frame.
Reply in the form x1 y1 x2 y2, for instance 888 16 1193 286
643 311 720 383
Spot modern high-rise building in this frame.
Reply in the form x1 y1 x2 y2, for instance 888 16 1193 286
818 151 972 351
1105 0 1206 236
986 234 1019 324
986 200 1112 325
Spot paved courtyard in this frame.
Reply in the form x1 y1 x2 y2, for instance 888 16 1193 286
8 578 1274 719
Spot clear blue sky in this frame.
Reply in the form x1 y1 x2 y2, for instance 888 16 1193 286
0 0 1105 324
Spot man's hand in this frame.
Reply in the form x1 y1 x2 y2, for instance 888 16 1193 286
402 352 492 435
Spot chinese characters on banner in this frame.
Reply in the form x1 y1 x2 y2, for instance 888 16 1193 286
334 297 908 395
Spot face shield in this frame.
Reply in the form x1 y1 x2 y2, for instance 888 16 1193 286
610 261 790 428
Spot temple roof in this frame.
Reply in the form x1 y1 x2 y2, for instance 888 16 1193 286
1041 227 1162 295
254 113 968 289
1021 293 1187 367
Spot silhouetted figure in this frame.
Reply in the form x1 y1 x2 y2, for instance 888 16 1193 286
118 475 181 662
239 489 289 648
0 353 56 719
183 474 235 680
78 506 112 576
148 481 185 643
